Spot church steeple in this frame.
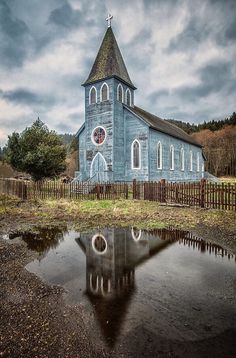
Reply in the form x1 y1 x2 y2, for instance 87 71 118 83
83 25 136 89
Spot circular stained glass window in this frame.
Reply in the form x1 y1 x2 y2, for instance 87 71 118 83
92 126 106 145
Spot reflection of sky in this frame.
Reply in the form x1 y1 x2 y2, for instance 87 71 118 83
1 0 236 146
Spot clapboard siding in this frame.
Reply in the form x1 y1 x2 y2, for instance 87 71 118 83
149 129 204 182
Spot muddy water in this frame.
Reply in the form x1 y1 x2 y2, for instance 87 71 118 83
7 227 236 354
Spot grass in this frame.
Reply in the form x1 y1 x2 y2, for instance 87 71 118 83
1 196 236 233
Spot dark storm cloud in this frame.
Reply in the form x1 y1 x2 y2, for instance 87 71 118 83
225 21 236 41
0 0 31 67
147 90 170 103
49 2 83 28
1 88 55 107
175 61 233 101
167 17 210 53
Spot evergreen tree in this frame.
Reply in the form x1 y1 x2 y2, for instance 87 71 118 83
6 119 67 181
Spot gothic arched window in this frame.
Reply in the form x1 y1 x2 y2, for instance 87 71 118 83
101 83 109 101
132 140 141 169
117 83 124 102
197 152 200 172
89 86 97 104
180 147 184 171
189 150 193 171
157 141 162 169
126 88 131 106
170 145 174 170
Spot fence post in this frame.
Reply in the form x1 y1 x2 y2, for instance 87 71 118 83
133 179 137 199
96 183 100 200
200 179 206 208
160 179 166 203
125 184 128 199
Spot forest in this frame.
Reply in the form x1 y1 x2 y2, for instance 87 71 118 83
166 112 236 177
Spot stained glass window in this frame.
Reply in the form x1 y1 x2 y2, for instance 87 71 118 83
90 87 96 104
101 84 108 101
93 127 106 145
157 142 162 169
132 140 140 168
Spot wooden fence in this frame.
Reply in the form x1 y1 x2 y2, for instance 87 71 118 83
133 179 236 211
0 178 235 211
0 179 129 201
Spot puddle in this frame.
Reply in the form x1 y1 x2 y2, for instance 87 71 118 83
6 227 236 351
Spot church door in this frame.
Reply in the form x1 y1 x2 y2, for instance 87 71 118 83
90 153 108 182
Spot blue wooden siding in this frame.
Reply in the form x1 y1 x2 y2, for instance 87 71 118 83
124 108 149 181
149 129 204 182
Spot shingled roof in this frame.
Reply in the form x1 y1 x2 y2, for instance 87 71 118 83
126 105 202 148
82 27 135 89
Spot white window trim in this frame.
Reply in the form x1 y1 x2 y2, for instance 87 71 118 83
190 150 193 172
89 86 97 105
125 88 131 106
91 126 107 146
131 139 141 170
91 234 107 255
117 83 124 102
157 141 162 169
170 145 174 170
181 147 185 171
197 152 200 172
131 227 142 241
100 82 109 102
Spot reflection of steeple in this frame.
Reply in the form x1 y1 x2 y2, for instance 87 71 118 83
75 227 173 346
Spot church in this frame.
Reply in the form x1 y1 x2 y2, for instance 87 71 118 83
75 17 205 183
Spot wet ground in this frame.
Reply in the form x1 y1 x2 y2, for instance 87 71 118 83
2 226 236 357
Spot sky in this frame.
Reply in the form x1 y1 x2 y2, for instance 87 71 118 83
0 0 236 146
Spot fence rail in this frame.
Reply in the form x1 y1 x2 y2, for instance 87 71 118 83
0 178 235 211
133 179 236 211
0 179 129 201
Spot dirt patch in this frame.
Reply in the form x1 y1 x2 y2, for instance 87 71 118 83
0 239 106 358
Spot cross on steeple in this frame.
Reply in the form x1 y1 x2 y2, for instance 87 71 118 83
106 14 113 28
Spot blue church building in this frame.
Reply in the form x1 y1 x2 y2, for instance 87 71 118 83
76 21 205 183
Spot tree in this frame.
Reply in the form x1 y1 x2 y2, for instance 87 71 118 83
6 119 67 181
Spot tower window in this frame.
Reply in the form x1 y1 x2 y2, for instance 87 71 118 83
101 83 109 101
117 83 124 102
126 88 131 106
89 86 97 104
132 139 141 169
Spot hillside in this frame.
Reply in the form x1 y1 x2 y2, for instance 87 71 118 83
165 112 236 134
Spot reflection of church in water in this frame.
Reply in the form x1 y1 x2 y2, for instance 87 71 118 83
76 227 234 300
76 227 172 299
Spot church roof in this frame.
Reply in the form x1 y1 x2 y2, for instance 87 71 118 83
82 27 135 89
126 106 202 148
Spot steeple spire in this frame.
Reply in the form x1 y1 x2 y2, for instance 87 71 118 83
82 26 136 89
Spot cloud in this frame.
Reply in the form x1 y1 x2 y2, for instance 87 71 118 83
48 2 83 28
0 1 31 67
0 88 55 106
174 61 233 101
0 0 235 146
